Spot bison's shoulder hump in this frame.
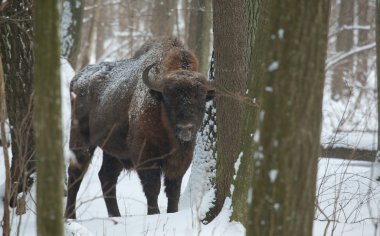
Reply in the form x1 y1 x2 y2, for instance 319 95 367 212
71 62 115 92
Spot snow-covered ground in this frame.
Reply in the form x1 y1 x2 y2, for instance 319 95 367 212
1 149 379 235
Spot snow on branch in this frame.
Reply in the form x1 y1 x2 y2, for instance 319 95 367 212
325 43 376 71
329 24 372 38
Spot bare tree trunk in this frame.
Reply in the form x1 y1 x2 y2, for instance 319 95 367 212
246 0 330 235
377 0 380 153
149 0 177 36
204 0 250 223
0 0 36 210
79 0 101 69
230 0 263 225
33 1 64 235
331 0 354 100
187 0 212 74
356 0 368 84
0 56 11 236
61 0 84 67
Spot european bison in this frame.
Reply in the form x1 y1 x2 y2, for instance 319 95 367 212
65 37 215 219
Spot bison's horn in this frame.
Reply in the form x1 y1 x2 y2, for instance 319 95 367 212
142 63 162 92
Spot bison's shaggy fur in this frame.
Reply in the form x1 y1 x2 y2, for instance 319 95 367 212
64 37 214 219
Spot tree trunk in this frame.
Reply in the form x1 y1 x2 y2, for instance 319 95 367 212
377 0 380 153
0 0 36 209
0 56 11 236
78 0 100 69
331 0 354 100
149 0 177 36
33 1 64 235
356 0 368 84
230 0 263 225
187 0 212 74
246 1 330 235
204 0 250 223
60 0 84 68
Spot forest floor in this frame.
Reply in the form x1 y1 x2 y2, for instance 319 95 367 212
0 150 379 236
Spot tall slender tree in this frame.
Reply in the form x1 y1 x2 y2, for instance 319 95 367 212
377 0 380 155
204 0 250 223
33 1 64 235
331 0 354 100
60 0 84 67
246 1 330 235
149 0 177 36
230 0 263 225
0 56 11 236
0 0 36 209
187 0 212 74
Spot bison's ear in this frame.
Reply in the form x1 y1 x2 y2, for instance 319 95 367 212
206 89 215 102
149 90 163 101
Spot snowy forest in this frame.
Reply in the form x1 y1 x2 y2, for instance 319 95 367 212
0 0 379 235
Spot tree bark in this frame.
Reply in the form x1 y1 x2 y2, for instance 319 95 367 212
33 1 64 235
204 0 250 223
187 0 212 74
60 0 84 68
0 0 36 209
78 0 100 69
331 0 354 100
246 1 330 235
149 0 177 36
356 0 368 84
0 56 11 236
377 0 380 153
230 0 263 225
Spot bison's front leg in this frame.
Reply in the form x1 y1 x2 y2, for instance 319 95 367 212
98 153 123 217
164 176 182 213
137 169 161 214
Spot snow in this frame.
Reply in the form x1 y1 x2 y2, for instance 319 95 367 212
268 169 278 183
0 156 373 235
321 69 377 150
61 59 75 162
267 61 279 72
277 29 285 39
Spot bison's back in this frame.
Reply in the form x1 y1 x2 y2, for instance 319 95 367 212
69 37 187 156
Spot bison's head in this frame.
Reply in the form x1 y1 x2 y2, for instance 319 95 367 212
143 64 215 143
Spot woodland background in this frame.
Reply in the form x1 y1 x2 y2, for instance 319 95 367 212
0 0 379 235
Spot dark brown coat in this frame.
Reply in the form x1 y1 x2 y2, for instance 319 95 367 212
65 37 214 219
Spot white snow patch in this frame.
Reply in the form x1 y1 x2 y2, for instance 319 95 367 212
254 130 260 143
265 86 273 93
267 61 279 72
268 169 278 183
278 28 285 39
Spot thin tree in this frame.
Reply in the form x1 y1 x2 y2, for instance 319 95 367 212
149 0 177 36
1 56 11 236
187 0 212 74
377 0 380 155
204 0 250 223
230 0 263 225
0 0 36 209
61 0 84 68
246 0 330 235
331 0 354 100
33 1 64 235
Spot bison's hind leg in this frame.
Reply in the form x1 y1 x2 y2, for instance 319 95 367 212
137 169 161 215
65 146 95 219
164 176 182 213
98 152 123 217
